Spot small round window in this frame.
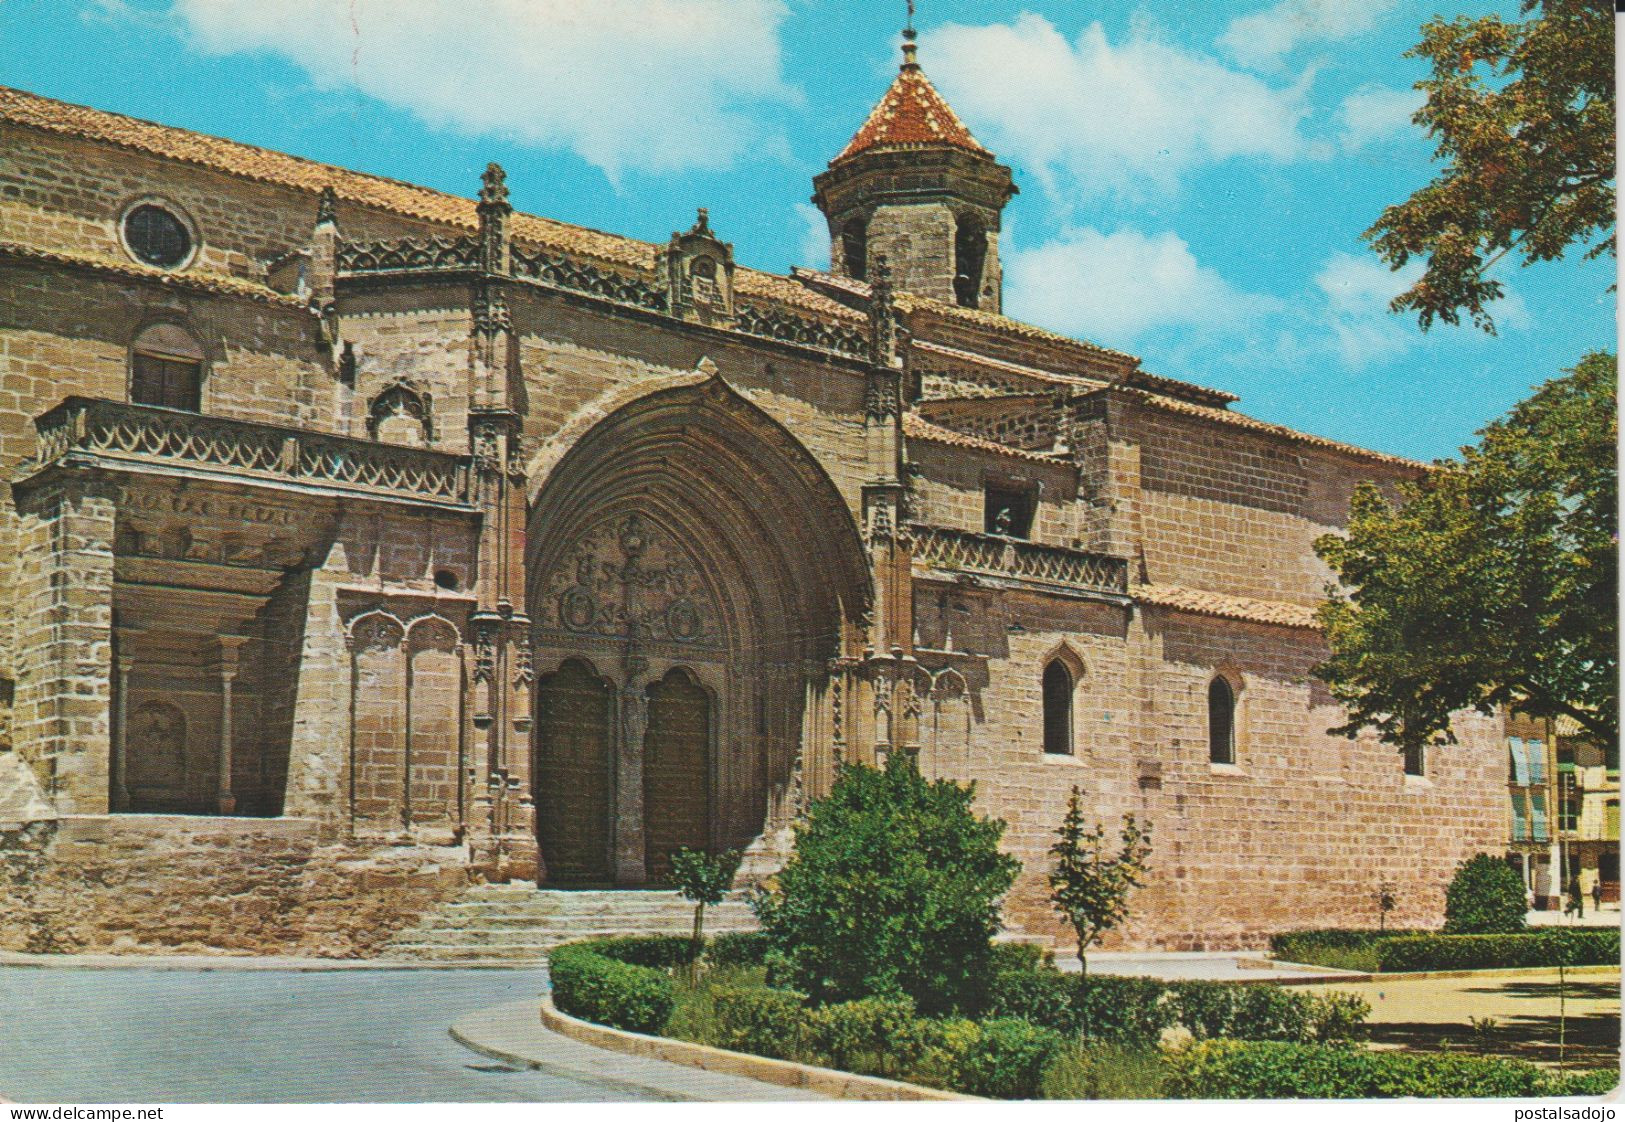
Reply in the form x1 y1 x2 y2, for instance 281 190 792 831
123 204 193 268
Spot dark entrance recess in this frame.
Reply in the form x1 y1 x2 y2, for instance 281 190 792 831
641 668 711 884
535 660 614 884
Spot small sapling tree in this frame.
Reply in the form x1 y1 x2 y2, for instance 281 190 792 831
668 846 741 960
1048 786 1153 976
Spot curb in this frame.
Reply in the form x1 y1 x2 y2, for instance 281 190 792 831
539 997 976 1101
448 1014 689 1103
1270 962 1621 984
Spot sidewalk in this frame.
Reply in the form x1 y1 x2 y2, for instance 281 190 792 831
1526 906 1620 928
451 999 829 1101
1053 950 1365 982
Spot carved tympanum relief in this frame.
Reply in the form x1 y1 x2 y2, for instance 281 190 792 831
541 514 719 645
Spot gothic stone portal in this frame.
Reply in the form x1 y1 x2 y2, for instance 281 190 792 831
526 381 871 888
532 514 727 886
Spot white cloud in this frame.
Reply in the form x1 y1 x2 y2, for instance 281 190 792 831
922 14 1312 199
171 0 794 178
1005 226 1278 344
793 203 830 272
1310 251 1529 367
1312 251 1423 367
1339 84 1425 150
1219 0 1397 71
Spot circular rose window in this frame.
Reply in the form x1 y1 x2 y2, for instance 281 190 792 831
123 203 193 268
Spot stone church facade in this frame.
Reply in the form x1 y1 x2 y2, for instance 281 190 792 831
0 42 1503 955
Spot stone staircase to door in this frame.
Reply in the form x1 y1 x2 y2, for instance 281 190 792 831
380 884 760 962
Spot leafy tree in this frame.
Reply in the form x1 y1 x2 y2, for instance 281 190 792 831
1047 786 1153 974
1444 853 1528 934
667 846 741 957
1365 0 1614 333
753 752 1020 1015
1315 353 1616 752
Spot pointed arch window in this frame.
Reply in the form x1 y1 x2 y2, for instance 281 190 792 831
1208 677 1236 764
1042 659 1074 755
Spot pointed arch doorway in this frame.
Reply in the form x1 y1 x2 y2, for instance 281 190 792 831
642 668 711 884
526 377 871 887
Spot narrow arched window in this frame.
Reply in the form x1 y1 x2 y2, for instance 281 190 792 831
841 218 868 281
1042 659 1073 755
1208 677 1235 764
954 216 988 309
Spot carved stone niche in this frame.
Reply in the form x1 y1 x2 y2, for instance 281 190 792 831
664 208 735 324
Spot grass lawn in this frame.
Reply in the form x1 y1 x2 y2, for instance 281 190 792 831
1300 967 1621 1070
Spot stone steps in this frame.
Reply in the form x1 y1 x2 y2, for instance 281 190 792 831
379 884 761 962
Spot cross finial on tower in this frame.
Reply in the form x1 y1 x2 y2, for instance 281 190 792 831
902 0 918 68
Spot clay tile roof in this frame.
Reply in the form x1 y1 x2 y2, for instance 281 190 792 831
0 240 303 307
1134 584 1323 631
835 57 990 161
902 413 1069 466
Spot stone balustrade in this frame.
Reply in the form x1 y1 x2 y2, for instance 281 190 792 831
908 522 1128 597
26 397 474 507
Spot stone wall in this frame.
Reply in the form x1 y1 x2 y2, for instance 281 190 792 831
951 600 1506 949
0 816 467 956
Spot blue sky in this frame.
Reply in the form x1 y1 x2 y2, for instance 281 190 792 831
2 0 1613 461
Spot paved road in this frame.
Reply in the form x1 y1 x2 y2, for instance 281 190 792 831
0 965 668 1103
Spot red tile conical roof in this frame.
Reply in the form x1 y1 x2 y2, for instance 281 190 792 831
834 42 990 162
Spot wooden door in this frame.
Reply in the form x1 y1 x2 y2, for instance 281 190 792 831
642 670 711 884
536 660 614 884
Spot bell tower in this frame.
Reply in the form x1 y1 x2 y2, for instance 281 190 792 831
812 26 1016 311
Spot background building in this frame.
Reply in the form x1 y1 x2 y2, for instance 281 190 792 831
1506 713 1619 910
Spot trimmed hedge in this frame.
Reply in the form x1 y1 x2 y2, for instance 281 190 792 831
548 936 700 1034
1269 928 1429 972
706 930 771 968
1376 930 1620 972
984 968 1368 1046
1162 1040 1613 1099
1271 927 1620 972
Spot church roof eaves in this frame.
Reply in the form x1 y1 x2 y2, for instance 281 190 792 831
0 85 858 323
1102 385 1425 469
0 239 305 307
902 413 1070 466
1133 584 1323 631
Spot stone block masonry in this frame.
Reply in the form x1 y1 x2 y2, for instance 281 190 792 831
0 816 468 956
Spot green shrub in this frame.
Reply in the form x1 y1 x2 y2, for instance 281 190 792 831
1304 990 1372 1043
1270 928 1428 971
1161 1040 1553 1099
804 996 931 1079
988 941 1056 975
1545 1069 1621 1097
1376 929 1620 972
607 935 702 967
951 1017 1064 1099
1042 1043 1169 1100
1073 976 1177 1045
1168 981 1309 1042
754 753 1021 1015
706 931 771 968
706 983 809 1060
1444 854 1528 934
549 940 681 1034
985 966 1081 1035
